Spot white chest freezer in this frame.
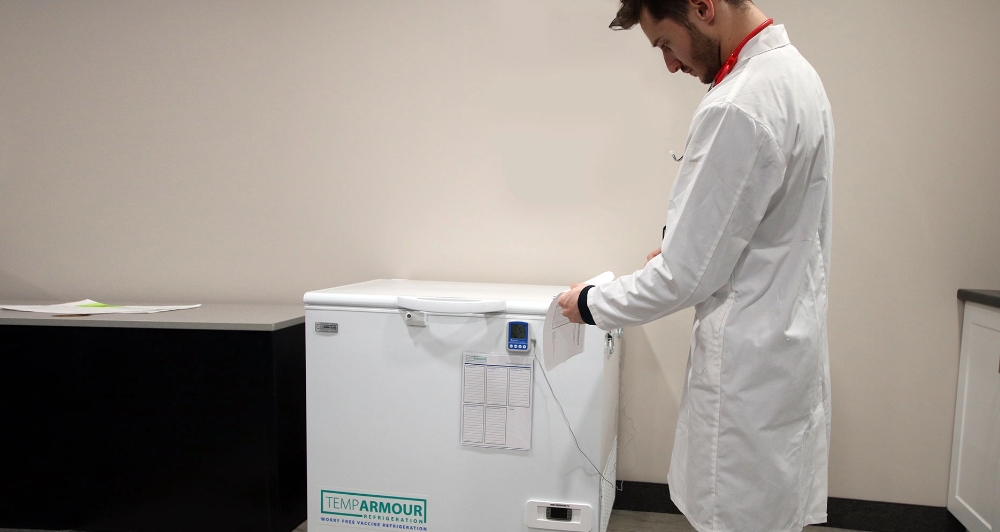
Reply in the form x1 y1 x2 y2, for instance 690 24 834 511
304 280 621 532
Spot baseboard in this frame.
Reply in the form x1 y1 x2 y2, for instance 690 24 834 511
611 480 679 514
611 481 965 532
821 497 965 532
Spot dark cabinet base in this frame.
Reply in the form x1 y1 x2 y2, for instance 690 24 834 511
0 324 306 532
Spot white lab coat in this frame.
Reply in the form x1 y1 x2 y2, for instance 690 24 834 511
587 26 833 532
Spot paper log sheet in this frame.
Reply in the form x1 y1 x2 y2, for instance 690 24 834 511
461 353 533 450
543 298 585 371
542 271 615 371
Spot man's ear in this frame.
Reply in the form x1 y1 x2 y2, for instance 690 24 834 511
689 0 716 24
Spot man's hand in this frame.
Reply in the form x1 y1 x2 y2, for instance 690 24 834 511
646 247 662 265
556 283 588 324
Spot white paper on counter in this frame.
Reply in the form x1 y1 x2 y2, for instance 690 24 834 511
0 299 201 316
542 271 614 371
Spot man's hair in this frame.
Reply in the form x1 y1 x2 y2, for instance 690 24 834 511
610 0 751 30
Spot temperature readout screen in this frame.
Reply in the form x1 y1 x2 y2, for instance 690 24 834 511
507 321 530 352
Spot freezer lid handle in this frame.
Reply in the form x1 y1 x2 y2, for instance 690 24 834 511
396 296 506 314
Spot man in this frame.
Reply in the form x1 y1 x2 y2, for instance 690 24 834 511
557 1 834 531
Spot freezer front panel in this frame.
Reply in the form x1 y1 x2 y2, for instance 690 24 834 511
305 307 612 532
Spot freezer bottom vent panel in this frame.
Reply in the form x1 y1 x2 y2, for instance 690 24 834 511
600 438 618 532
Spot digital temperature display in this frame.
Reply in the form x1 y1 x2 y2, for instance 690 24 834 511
507 321 530 352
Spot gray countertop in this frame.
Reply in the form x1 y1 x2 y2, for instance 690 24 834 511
0 301 305 331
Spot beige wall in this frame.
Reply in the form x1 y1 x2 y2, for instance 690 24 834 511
2 0 999 508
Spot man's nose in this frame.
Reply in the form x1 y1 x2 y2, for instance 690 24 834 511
661 49 681 73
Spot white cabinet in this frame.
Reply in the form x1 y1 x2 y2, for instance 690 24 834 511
948 301 1000 532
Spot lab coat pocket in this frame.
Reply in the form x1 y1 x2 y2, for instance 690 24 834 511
691 293 736 376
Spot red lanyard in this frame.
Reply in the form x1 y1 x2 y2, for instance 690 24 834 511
713 18 774 86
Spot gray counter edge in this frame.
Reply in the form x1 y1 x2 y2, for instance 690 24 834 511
0 302 305 331
957 289 1000 310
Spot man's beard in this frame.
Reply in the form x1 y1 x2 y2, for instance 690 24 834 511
688 24 723 85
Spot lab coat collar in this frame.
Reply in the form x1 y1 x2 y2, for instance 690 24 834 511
738 24 791 62
709 25 790 91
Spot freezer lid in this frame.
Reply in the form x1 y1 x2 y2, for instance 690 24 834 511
303 279 568 315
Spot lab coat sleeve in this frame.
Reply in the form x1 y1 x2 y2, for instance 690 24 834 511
587 103 786 330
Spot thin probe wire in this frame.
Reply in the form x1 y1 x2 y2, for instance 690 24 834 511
534 354 616 489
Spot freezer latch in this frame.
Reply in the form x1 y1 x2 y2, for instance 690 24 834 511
403 310 427 327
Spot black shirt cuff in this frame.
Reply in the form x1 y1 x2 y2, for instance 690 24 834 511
578 285 596 326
